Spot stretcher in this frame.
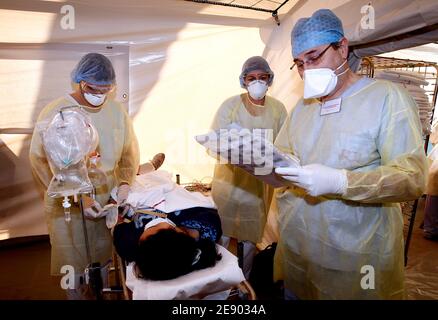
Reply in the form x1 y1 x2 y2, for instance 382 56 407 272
100 227 256 300
110 246 256 300
99 170 256 300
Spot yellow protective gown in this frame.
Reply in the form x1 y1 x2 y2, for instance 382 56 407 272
274 79 427 299
30 95 139 275
211 93 287 244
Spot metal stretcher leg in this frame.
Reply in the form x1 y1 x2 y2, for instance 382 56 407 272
228 280 257 300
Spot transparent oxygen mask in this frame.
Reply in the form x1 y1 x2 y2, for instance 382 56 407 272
87 153 108 199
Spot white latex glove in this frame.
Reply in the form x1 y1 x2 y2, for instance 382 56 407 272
275 164 348 197
83 200 106 219
117 184 130 205
105 205 119 229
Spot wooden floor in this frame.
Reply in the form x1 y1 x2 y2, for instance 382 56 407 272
0 199 437 300
405 197 438 300
0 236 65 300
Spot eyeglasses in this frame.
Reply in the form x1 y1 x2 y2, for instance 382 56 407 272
81 82 114 94
244 73 270 83
290 43 334 71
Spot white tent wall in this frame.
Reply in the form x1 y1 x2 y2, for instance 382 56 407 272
1 0 438 240
0 42 130 240
0 0 273 239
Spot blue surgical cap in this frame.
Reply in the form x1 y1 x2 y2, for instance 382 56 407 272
291 9 344 58
71 53 116 85
239 56 274 88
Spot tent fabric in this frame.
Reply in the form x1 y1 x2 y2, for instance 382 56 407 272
0 0 272 239
339 0 438 69
337 0 438 45
1 0 438 239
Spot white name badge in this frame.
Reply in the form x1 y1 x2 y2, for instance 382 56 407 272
320 97 342 116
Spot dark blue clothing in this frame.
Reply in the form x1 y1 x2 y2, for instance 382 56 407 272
424 195 438 240
113 207 222 262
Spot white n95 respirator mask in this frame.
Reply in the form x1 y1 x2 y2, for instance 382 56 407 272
303 60 348 99
84 92 107 107
247 80 268 100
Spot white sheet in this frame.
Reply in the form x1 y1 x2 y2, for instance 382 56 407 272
374 70 433 135
111 170 216 212
125 244 245 300
374 70 429 86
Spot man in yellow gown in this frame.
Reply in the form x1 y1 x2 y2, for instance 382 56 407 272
274 9 427 299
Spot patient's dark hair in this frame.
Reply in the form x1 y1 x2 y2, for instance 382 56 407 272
135 229 222 281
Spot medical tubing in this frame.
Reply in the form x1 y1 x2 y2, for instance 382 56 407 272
79 194 92 265
62 196 71 223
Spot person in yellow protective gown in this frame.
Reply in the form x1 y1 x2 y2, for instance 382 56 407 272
29 53 139 299
273 9 427 300
211 56 287 279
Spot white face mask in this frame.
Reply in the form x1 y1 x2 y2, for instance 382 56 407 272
143 217 176 231
247 80 268 100
83 92 107 107
303 60 348 99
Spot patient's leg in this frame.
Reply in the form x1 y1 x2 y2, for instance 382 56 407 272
138 162 155 175
138 153 165 175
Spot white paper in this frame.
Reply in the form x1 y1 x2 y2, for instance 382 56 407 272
195 123 300 187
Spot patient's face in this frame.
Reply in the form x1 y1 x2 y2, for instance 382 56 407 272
139 223 198 242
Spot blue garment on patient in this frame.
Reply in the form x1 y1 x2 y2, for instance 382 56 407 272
113 207 222 262
170 207 222 242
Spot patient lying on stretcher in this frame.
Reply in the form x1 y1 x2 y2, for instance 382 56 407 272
108 152 222 281
113 206 223 281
